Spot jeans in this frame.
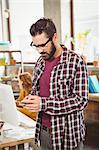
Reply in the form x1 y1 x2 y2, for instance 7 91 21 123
40 126 52 150
75 142 84 150
40 125 84 150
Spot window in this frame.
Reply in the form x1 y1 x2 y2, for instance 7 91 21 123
9 0 44 62
74 0 99 62
61 0 99 62
0 1 3 40
61 0 71 49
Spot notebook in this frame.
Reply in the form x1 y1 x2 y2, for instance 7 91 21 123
88 75 99 93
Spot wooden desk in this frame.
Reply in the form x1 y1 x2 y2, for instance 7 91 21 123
0 115 38 150
0 134 34 149
88 93 99 102
84 93 99 123
0 125 36 150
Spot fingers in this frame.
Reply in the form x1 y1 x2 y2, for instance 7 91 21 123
21 95 41 112
24 104 40 112
24 103 38 108
21 100 34 104
22 95 36 103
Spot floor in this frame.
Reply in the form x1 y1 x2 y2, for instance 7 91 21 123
84 147 99 150
84 122 99 150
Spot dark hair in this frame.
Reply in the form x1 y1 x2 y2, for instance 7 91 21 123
30 18 56 38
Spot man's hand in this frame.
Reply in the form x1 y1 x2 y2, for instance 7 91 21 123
21 95 41 112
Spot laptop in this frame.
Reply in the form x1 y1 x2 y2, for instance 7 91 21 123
0 83 36 129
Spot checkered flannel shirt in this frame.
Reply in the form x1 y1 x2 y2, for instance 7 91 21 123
31 45 88 150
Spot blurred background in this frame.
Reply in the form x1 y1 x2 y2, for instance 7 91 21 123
0 1 99 149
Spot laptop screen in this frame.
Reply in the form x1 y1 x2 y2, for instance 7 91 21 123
0 84 19 126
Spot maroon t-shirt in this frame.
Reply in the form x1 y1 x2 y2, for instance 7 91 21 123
39 57 60 128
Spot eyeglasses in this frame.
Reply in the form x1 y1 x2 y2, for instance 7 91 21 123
30 37 52 48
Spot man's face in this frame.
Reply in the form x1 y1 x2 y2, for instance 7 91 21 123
31 33 56 60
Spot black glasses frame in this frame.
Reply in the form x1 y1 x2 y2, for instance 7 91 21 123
30 37 52 48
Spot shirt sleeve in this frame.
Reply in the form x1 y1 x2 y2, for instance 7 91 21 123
40 59 88 115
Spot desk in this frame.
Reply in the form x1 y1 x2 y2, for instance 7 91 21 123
0 124 37 150
0 134 34 149
0 111 39 150
84 93 99 123
84 94 99 148
88 93 99 102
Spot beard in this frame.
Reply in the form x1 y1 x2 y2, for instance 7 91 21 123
40 42 56 60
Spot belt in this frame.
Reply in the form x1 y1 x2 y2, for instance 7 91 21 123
42 125 51 133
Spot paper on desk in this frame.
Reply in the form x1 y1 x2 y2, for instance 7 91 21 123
4 128 26 139
3 122 23 130
17 110 36 128
4 127 35 140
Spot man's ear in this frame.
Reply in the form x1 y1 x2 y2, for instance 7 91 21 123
52 33 58 43
52 33 60 48
52 33 58 41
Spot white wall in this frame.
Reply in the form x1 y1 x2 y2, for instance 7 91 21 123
9 0 44 62
61 0 71 47
0 1 2 40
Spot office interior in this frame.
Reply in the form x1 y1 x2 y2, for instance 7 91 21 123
0 0 99 149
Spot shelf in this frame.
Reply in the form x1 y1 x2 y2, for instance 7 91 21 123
0 50 23 77
88 93 99 102
0 50 21 53
87 65 99 71
0 64 16 66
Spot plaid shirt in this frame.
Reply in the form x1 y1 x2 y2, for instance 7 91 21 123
31 46 88 150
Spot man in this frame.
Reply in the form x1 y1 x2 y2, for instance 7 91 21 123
22 18 88 150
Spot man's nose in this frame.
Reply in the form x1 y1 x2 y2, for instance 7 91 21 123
38 47 45 53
